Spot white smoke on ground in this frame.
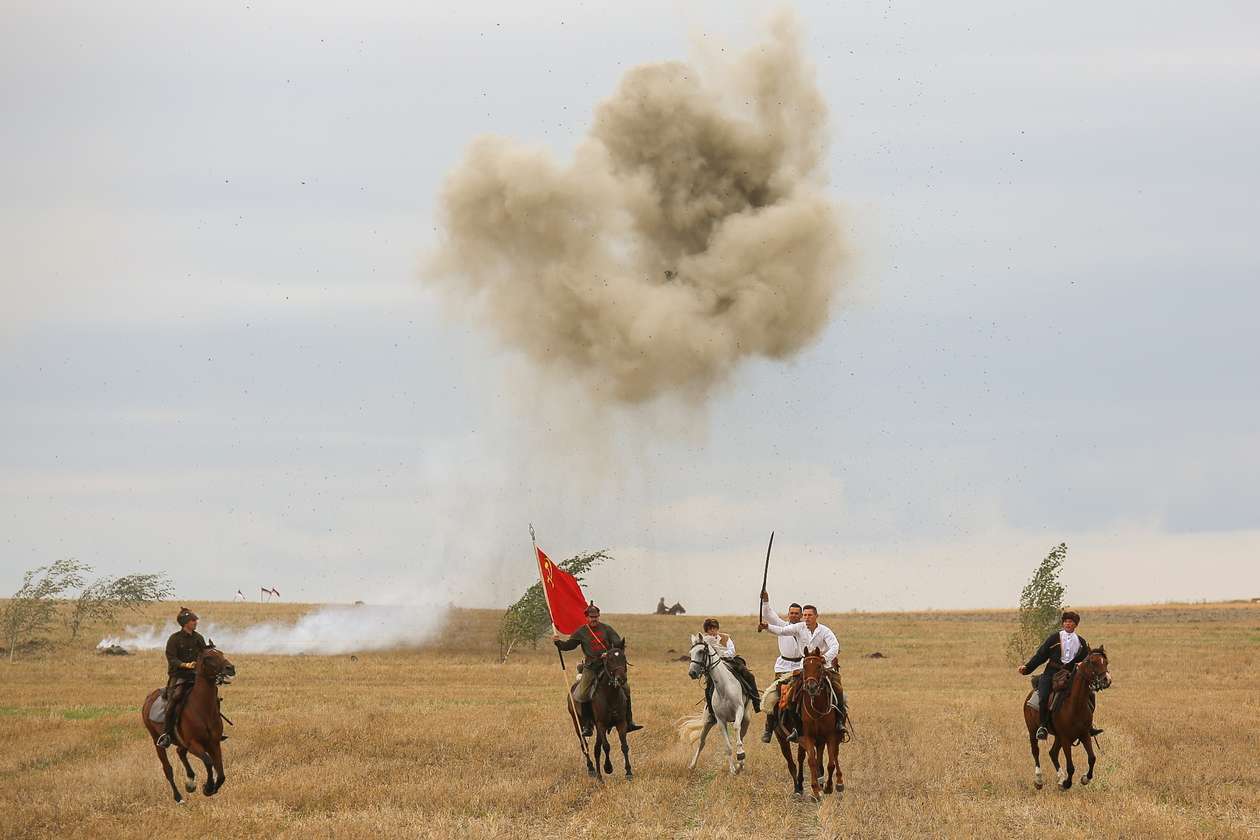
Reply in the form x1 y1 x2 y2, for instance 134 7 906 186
97 604 446 656
426 11 848 404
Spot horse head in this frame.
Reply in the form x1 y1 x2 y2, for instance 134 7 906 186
1082 645 1111 691
198 646 236 685
801 646 827 695
603 646 628 689
687 633 713 680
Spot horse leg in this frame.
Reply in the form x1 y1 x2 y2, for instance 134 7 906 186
1081 734 1097 786
796 742 807 797
732 702 747 770
593 725 607 782
803 736 822 802
775 730 800 797
196 747 216 796
1060 740 1074 790
1029 728 1043 789
824 733 839 794
1049 737 1063 786
176 746 197 794
716 716 737 775
619 722 632 779
155 744 182 803
209 740 226 793
690 717 716 770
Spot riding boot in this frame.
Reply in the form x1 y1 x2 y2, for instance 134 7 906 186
624 694 644 733
1036 704 1050 741
157 690 179 748
784 710 800 743
579 701 594 738
761 710 776 743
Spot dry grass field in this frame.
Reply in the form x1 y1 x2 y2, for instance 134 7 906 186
2 600 1258 839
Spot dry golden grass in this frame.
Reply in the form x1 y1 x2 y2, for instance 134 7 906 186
2 600 1258 839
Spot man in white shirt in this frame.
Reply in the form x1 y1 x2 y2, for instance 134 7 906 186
760 592 844 743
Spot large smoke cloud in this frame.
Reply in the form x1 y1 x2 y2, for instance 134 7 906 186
427 12 847 403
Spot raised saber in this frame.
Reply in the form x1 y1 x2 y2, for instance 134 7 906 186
756 530 774 631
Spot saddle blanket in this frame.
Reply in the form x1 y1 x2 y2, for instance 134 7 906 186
149 693 167 724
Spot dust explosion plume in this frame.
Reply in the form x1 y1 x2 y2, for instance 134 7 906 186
427 13 847 403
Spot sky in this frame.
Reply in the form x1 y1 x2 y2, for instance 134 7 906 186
3 0 1258 615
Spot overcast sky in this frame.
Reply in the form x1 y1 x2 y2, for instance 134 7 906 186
3 1 1257 614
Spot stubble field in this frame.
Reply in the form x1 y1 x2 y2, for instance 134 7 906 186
1 600 1257 839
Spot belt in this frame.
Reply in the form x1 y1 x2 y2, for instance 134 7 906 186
780 655 802 663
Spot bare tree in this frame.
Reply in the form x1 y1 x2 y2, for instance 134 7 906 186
2 558 88 662
66 572 173 641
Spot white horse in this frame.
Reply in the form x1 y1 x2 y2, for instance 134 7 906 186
676 634 752 775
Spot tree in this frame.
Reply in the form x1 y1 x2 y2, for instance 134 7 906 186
498 549 610 662
2 558 89 662
66 572 173 641
1006 542 1068 665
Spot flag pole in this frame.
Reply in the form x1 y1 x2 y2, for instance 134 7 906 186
531 524 594 770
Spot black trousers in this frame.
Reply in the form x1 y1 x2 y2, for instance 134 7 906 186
1036 667 1068 725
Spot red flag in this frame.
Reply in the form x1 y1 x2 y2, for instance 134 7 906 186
536 546 587 634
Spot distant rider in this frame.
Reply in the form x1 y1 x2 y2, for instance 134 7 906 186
554 603 643 737
156 607 206 748
700 618 761 713
1017 609 1100 740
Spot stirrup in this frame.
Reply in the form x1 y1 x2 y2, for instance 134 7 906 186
156 733 172 748
786 728 800 743
1035 726 1048 740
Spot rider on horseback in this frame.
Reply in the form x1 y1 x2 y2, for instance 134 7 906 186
554 603 643 737
1017 609 1100 740
700 618 761 713
759 592 846 744
156 606 207 749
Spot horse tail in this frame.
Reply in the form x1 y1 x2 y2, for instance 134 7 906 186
675 709 709 746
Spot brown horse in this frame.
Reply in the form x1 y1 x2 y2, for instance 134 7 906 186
141 643 235 802
797 647 843 801
568 641 633 783
1022 645 1111 790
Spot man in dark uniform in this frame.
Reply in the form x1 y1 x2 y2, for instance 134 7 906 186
553 603 643 737
1017 609 1099 740
156 606 207 748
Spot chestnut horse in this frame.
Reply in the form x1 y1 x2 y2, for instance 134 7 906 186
567 641 632 783
797 647 843 801
1022 645 1111 790
141 643 235 802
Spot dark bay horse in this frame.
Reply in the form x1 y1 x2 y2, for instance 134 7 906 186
567 640 632 783
797 647 843 801
1022 645 1111 790
141 643 235 802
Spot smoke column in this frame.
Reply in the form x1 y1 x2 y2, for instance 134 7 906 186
97 605 444 655
427 12 847 403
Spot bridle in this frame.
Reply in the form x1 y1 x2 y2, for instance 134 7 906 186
689 638 722 679
799 653 839 719
601 649 628 690
1079 650 1110 692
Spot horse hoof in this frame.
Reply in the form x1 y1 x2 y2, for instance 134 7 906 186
736 751 746 762
1034 780 1044 789
1059 781 1071 791
1081 776 1090 786
185 782 196 793
836 783 844 793
625 773 633 781
176 797 185 805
